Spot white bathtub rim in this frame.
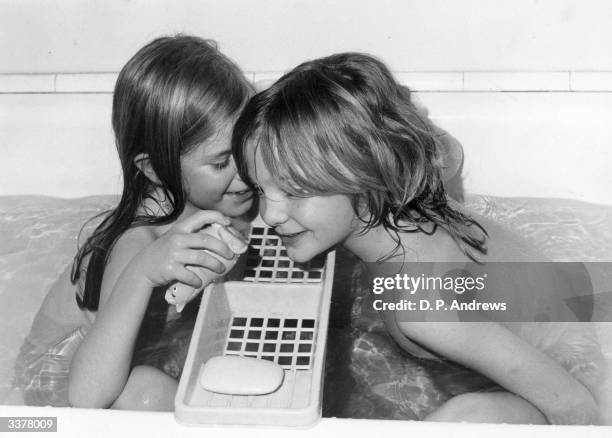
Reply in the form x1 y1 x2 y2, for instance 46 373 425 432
1 405 611 438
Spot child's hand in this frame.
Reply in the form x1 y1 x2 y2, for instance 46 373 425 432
134 210 236 290
164 222 248 311
543 383 600 425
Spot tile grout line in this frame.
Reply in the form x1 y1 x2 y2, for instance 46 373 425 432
2 71 612 93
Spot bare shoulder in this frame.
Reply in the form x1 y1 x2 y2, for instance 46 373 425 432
473 214 545 262
114 225 157 249
395 207 545 263
97 225 157 308
405 225 471 262
105 225 157 268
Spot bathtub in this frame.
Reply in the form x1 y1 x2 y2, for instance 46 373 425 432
1 87 612 437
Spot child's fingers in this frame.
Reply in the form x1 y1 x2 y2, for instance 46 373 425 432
173 210 231 233
179 249 229 275
172 265 203 289
187 233 234 260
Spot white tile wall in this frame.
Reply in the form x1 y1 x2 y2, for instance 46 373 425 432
571 72 612 91
463 72 570 91
252 72 284 90
55 73 119 92
2 1 612 73
4 71 612 93
2 91 611 203
0 74 55 93
418 92 612 204
242 72 256 83
395 72 463 92
0 94 119 197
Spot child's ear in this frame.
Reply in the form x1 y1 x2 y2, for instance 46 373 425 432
133 153 162 186
352 195 372 225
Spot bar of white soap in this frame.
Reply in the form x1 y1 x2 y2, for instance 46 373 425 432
200 356 284 395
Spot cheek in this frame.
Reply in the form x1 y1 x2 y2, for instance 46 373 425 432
198 169 234 194
311 198 356 239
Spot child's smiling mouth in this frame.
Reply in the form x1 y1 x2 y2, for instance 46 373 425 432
222 189 254 207
276 230 308 245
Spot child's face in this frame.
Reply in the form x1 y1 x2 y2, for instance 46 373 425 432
181 125 253 218
248 147 360 263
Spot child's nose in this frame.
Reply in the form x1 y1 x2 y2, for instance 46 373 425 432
231 175 250 192
228 157 240 178
260 197 288 227
228 161 250 191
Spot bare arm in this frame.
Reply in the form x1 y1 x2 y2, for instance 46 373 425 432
68 211 234 408
68 231 155 408
396 320 599 424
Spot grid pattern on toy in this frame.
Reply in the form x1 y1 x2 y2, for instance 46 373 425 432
223 316 317 370
244 226 325 283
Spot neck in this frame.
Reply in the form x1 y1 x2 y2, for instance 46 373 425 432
138 187 173 217
343 222 419 263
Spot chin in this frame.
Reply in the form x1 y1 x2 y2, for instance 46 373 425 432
285 244 324 264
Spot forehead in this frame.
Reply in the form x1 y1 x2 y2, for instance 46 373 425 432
186 123 233 159
247 145 272 185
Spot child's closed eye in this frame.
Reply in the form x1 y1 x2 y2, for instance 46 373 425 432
211 157 231 170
